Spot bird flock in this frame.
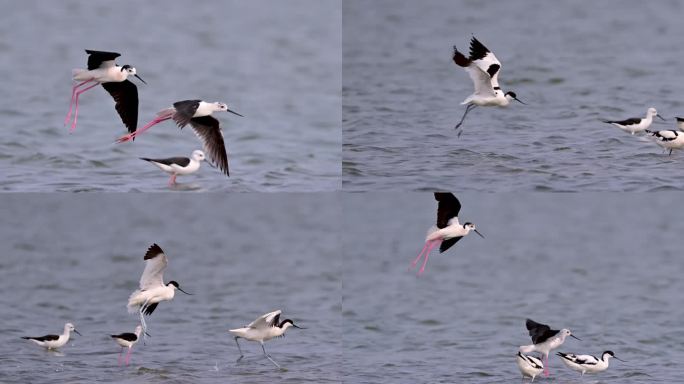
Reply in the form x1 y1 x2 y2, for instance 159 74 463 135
408 193 625 380
22 244 302 369
64 50 243 186
452 36 684 156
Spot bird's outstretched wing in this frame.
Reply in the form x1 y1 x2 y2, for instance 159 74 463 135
468 37 502 88
172 100 201 128
139 243 168 290
188 116 229 176
101 80 138 134
526 319 557 344
85 50 121 70
247 310 282 329
434 192 462 229
439 236 463 253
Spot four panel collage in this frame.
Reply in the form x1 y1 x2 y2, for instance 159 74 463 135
1 1 682 383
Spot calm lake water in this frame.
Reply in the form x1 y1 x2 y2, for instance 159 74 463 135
0 193 341 383
0 0 341 192
343 0 684 191
342 193 684 383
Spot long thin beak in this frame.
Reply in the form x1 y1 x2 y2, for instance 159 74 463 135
178 287 193 295
657 114 666 121
134 74 147 85
293 324 305 329
570 334 581 341
74 329 82 336
474 229 485 239
614 356 626 362
514 97 527 105
145 331 152 338
227 108 244 117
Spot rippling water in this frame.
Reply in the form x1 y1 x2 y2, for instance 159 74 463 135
342 193 684 383
0 0 341 192
343 0 684 191
0 194 341 383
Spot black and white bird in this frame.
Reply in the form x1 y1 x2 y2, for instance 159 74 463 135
117 100 243 177
519 319 580 377
646 129 684 155
65 50 146 133
603 107 665 135
452 36 525 136
127 244 192 339
110 325 147 366
516 352 544 382
22 322 81 350
141 150 206 186
557 350 623 376
229 310 304 369
676 117 684 131
409 192 484 275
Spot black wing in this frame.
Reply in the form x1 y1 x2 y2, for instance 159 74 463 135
110 332 137 342
269 312 281 328
189 116 229 176
468 37 491 61
143 302 159 316
172 100 202 128
144 243 164 260
604 117 641 126
452 46 470 68
141 157 191 167
434 192 461 228
22 334 59 342
526 319 558 344
85 50 121 70
101 80 138 134
439 236 463 253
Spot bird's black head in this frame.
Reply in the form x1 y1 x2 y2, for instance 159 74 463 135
279 319 304 329
168 280 192 295
604 350 615 357
505 91 526 104
120 64 132 71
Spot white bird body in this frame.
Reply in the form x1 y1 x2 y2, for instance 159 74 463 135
516 352 544 381
604 107 663 135
22 323 80 350
425 219 472 242
229 310 302 368
126 244 190 338
519 329 572 357
141 150 206 186
111 325 143 349
646 129 684 155
557 351 618 376
72 65 134 83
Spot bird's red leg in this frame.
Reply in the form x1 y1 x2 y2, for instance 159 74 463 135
69 82 100 132
168 174 177 187
116 116 172 143
65 80 93 126
418 240 441 275
410 241 432 270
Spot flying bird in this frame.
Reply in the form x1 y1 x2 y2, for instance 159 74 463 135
127 244 192 338
117 100 243 177
65 50 146 133
452 37 524 136
409 192 484 275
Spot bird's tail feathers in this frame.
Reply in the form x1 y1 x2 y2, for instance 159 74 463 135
72 68 89 80
127 290 142 313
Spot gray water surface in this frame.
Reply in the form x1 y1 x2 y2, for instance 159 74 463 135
0 0 341 192
342 193 684 383
0 193 341 383
343 0 684 191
